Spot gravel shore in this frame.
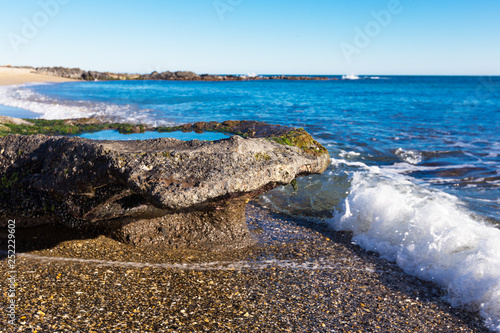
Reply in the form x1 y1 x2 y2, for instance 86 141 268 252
0 202 491 332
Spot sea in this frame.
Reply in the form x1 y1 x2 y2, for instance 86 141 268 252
0 76 499 331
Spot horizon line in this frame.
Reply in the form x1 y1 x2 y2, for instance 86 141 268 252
2 65 499 77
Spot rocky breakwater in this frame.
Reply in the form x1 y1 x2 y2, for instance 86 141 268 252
34 66 334 81
0 122 329 250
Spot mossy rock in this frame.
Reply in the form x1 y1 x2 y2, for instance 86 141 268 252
0 124 12 132
268 128 328 157
0 119 152 137
0 118 329 159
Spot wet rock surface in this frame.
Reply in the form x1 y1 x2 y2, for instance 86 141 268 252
0 123 329 249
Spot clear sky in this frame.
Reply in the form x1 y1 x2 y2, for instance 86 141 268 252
1 0 499 75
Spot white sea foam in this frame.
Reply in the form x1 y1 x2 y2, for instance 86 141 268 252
329 158 500 332
342 74 360 80
394 147 422 164
0 83 92 119
339 150 361 159
0 83 173 126
381 162 480 180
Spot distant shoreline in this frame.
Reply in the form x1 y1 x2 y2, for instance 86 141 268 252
2 66 495 88
1 65 336 83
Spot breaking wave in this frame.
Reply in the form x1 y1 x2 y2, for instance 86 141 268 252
0 83 173 126
334 163 500 329
263 157 500 331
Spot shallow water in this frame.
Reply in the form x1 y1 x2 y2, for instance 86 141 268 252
1 76 499 331
79 129 229 141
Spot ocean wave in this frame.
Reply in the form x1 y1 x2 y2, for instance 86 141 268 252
0 83 174 126
339 150 361 159
394 147 422 164
381 162 482 175
329 159 500 332
341 74 360 80
263 156 500 331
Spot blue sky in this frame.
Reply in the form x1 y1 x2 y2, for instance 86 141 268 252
1 0 499 75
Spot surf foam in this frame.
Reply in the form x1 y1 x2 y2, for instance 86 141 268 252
0 83 173 126
330 160 500 332
394 147 422 164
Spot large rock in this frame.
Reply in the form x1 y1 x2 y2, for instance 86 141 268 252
0 124 329 250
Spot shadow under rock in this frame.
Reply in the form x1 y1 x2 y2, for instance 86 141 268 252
0 224 100 260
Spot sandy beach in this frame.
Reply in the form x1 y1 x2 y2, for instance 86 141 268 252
0 66 76 86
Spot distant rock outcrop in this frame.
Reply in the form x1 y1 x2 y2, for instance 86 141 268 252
35 67 86 80
34 66 335 82
0 122 329 250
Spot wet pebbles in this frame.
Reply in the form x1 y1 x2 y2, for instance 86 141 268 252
0 203 491 332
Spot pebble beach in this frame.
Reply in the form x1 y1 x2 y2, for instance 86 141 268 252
0 66 497 332
0 203 490 332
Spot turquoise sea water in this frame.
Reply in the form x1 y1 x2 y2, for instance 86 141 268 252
80 129 229 141
1 76 500 330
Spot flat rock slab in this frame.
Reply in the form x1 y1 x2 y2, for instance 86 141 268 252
0 122 329 250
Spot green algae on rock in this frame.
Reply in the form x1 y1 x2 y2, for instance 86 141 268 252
0 118 328 158
0 118 146 137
